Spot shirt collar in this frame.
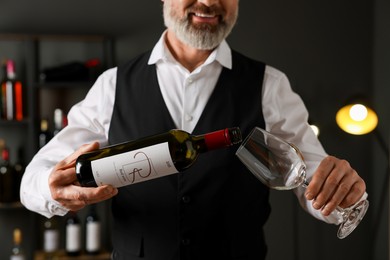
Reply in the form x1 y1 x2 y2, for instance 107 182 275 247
148 30 232 70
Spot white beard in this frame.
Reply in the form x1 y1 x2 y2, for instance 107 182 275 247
163 3 238 50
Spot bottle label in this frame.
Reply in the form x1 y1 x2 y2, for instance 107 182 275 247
66 224 81 252
10 256 25 260
91 142 178 187
86 222 101 252
44 230 59 252
6 81 14 120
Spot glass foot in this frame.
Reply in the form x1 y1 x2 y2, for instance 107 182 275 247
337 199 369 239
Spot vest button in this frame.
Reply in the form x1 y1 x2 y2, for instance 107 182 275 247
182 196 191 204
181 238 191 246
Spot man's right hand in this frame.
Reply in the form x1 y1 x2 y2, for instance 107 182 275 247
48 142 118 212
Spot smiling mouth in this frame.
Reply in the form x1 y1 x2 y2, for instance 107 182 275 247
193 12 217 18
190 12 220 24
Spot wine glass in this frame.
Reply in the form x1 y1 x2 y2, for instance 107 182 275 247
236 127 369 239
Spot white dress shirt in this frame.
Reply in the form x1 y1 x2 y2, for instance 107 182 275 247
20 32 341 224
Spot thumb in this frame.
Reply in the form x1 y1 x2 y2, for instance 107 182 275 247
59 142 100 169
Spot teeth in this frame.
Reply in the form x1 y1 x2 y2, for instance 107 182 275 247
194 13 215 18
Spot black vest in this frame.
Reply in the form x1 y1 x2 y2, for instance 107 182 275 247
109 50 270 260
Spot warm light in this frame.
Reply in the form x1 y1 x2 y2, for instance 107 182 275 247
336 103 378 135
310 124 320 136
349 104 368 121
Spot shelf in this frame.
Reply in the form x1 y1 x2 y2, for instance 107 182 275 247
34 81 95 89
0 119 30 126
0 201 24 209
0 32 115 260
34 251 111 260
0 33 110 42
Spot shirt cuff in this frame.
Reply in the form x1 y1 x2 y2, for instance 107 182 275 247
39 168 69 216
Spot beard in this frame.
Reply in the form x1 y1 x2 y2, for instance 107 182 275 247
163 2 238 50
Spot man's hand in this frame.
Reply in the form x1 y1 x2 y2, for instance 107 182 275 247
48 142 118 211
305 155 366 216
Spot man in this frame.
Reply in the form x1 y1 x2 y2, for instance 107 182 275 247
21 0 367 259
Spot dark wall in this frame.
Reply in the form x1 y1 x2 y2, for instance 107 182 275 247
0 0 387 259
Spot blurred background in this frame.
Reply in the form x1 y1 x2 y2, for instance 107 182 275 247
0 0 388 259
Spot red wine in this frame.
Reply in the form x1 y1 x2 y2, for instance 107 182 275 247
0 59 23 121
76 128 241 187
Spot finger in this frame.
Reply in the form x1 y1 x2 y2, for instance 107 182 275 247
56 185 118 211
305 156 338 201
57 142 100 170
312 159 349 211
339 180 366 208
317 159 365 215
50 167 78 186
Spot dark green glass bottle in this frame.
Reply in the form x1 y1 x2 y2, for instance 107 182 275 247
76 127 241 187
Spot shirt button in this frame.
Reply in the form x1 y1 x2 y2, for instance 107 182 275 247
182 196 191 204
184 114 193 122
187 77 193 84
182 238 191 246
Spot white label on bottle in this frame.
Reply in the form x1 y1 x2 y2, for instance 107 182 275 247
10 256 25 260
6 82 14 120
91 142 178 187
66 224 81 252
86 222 101 252
44 230 59 252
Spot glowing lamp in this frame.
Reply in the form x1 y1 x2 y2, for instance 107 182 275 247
336 103 378 135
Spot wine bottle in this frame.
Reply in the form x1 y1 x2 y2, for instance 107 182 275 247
65 211 82 256
9 60 23 121
43 217 60 257
53 108 64 136
76 127 242 188
10 228 25 260
0 60 6 118
39 119 52 148
13 148 25 201
0 59 23 121
0 145 16 203
85 204 101 255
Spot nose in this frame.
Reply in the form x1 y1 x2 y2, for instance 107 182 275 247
197 0 219 7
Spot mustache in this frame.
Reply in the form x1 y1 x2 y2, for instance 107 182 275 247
186 4 225 17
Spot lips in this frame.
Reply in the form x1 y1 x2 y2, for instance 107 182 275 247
190 12 220 25
193 12 217 18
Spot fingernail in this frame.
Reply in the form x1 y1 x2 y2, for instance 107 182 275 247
313 201 321 209
321 205 331 216
105 186 113 193
305 192 313 200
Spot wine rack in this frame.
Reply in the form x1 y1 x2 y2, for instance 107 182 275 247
0 33 115 260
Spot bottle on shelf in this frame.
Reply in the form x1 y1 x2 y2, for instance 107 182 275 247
42 217 60 258
85 204 101 255
39 119 52 148
0 141 16 203
39 58 102 82
53 108 66 136
65 211 82 256
10 228 25 260
13 147 25 201
0 60 6 119
76 127 242 188
0 59 23 121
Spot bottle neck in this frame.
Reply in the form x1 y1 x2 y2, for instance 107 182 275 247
200 127 242 151
6 60 16 80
